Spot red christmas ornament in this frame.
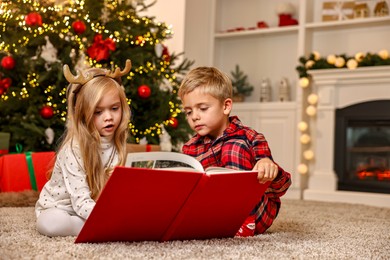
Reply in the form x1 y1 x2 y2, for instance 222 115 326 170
0 78 12 89
72 20 86 35
137 85 151 99
1 56 15 70
162 46 171 62
0 87 4 96
25 12 43 27
40 105 54 119
169 117 178 128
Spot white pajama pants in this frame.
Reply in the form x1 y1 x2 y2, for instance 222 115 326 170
36 208 85 237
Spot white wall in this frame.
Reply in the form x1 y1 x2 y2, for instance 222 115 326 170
144 0 186 56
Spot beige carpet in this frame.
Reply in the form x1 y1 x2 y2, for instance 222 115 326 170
0 192 389 259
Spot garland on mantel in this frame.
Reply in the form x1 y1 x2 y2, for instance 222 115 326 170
296 49 390 78
295 49 390 176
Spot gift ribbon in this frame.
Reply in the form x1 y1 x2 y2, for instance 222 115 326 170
15 143 23 153
25 151 38 191
146 144 151 152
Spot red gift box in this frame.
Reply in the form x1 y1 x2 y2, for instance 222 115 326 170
126 144 160 153
0 151 55 192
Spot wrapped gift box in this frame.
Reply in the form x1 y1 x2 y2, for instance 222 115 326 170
126 144 160 153
0 152 55 192
0 145 160 192
0 132 10 155
322 1 355 21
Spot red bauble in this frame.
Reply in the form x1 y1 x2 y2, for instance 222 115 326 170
1 56 15 70
162 46 171 62
40 105 54 119
0 87 4 96
25 12 42 27
169 117 178 128
137 85 151 99
72 20 86 35
0 78 12 89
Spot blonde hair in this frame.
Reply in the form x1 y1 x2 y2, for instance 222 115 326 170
60 67 130 199
178 66 233 102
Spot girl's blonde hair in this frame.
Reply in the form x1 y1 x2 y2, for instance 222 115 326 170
178 66 233 102
60 67 130 199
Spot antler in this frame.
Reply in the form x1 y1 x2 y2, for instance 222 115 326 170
63 64 94 85
106 59 132 78
63 59 132 85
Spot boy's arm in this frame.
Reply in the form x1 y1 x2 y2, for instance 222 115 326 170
253 157 278 184
252 159 292 234
253 158 292 197
251 133 292 196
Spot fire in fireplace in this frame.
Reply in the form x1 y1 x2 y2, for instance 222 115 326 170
334 100 390 194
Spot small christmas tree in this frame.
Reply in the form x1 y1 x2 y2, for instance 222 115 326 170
230 65 253 100
0 0 194 152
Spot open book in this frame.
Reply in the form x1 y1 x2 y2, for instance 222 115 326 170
75 152 269 243
125 151 254 173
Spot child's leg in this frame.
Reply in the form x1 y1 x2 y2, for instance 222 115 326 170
36 208 85 237
235 215 256 237
253 195 281 234
236 194 281 237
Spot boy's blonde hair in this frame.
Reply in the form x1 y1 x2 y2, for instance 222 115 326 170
60 67 130 199
178 67 233 102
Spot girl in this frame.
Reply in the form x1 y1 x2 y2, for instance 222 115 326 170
35 60 132 237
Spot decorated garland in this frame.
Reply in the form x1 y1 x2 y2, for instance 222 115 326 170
295 49 390 176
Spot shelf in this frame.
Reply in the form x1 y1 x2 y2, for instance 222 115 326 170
233 101 296 110
214 25 299 39
306 16 390 31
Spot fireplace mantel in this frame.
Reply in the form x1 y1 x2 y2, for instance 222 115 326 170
304 66 390 208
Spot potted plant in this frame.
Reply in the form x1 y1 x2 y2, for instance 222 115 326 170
230 65 254 102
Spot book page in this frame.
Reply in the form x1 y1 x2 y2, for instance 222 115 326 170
205 167 256 174
126 152 204 172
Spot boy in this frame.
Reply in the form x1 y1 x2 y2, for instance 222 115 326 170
178 66 291 236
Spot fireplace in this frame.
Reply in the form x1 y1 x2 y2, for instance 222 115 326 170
303 66 390 208
334 100 390 194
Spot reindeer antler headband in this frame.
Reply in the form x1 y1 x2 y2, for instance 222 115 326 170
63 59 132 86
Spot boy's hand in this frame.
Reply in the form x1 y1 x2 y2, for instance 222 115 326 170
253 157 278 184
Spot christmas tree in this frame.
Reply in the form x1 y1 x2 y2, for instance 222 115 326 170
0 0 194 152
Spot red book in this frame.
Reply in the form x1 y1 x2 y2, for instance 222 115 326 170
75 152 269 243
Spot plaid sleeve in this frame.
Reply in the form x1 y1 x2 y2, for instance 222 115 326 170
251 130 292 197
246 128 292 234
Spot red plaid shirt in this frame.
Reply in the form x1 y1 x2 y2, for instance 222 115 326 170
182 116 291 234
